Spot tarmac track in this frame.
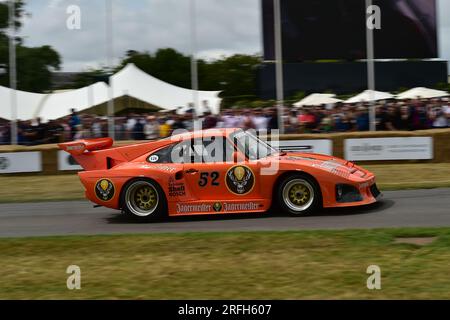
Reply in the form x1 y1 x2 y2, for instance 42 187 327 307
0 188 449 238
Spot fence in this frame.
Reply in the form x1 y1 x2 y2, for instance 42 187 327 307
0 129 449 175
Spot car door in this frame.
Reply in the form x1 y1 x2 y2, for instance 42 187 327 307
183 135 261 201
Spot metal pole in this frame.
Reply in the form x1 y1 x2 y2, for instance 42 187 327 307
106 0 115 138
189 0 200 130
273 0 284 134
366 0 376 131
9 0 18 145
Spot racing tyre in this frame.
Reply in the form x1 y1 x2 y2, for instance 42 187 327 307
121 179 167 221
277 173 321 216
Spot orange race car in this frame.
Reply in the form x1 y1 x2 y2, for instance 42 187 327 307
59 128 381 221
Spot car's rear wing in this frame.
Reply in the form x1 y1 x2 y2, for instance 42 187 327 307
58 138 114 156
58 137 173 171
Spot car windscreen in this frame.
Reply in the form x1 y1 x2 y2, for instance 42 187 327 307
230 130 278 160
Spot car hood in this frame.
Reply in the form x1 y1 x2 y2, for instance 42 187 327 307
277 152 369 178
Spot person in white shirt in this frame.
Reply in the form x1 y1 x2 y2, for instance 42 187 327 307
144 115 160 140
252 109 269 131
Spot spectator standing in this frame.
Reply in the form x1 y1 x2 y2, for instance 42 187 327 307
132 118 146 140
285 110 299 133
47 120 65 143
298 108 315 133
159 118 171 138
267 108 279 131
91 117 103 138
253 109 269 131
355 107 369 131
68 109 81 140
144 115 160 140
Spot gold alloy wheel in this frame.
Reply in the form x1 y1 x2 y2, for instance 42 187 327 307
288 183 310 206
282 178 315 213
125 181 160 217
135 186 157 211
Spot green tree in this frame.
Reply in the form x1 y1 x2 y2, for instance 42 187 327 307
0 0 61 92
117 48 261 100
200 54 261 98
119 48 191 89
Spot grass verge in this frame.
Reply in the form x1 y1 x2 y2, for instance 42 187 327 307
1 164 450 203
1 228 450 299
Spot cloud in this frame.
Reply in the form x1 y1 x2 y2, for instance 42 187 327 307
16 0 449 73
18 0 262 71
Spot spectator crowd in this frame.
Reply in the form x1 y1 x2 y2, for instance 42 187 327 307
0 98 449 145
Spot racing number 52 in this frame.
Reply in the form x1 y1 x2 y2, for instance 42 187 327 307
198 172 220 187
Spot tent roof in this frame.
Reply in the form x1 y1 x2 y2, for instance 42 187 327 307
293 93 342 107
396 87 449 100
0 63 221 121
345 90 394 103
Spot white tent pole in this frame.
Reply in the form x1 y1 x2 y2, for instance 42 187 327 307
106 0 115 138
9 0 18 145
273 0 284 134
366 0 376 131
189 0 199 129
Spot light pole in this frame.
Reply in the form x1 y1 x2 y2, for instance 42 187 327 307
273 0 284 134
189 0 200 130
366 0 376 131
105 0 115 138
9 0 18 145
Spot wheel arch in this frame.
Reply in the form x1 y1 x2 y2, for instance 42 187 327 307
272 170 323 207
119 176 167 210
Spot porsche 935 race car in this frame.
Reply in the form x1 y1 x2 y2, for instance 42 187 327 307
59 128 381 220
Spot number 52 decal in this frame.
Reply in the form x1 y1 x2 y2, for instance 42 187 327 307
198 172 220 187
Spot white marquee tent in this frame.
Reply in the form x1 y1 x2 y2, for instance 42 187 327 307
293 93 342 107
345 90 394 104
0 63 222 121
396 87 449 100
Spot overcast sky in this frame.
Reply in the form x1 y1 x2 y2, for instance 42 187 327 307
8 0 450 72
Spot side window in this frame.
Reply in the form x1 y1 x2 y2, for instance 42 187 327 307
147 145 175 164
200 136 233 163
148 137 236 164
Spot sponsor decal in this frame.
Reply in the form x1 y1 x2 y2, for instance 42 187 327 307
0 157 10 170
225 165 255 195
168 178 186 197
95 179 115 201
176 202 261 214
66 144 85 152
213 202 222 212
223 202 259 212
0 152 42 173
148 155 159 163
177 203 211 213
154 165 177 173
313 160 350 179
344 137 433 161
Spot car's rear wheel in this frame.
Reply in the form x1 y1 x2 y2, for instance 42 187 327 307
277 173 321 216
122 179 166 221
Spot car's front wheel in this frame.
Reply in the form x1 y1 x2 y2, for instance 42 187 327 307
121 179 166 221
277 174 321 216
